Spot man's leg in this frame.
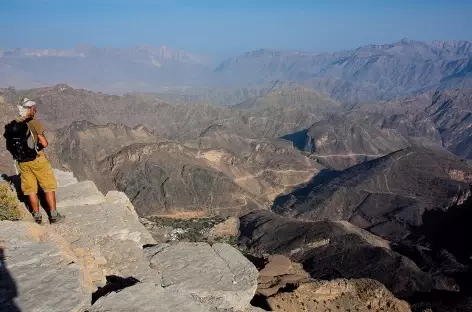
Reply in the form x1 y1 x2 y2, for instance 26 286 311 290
45 191 63 223
44 191 56 213
18 162 41 222
28 193 40 214
34 155 63 223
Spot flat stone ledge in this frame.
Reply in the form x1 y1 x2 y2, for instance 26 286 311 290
56 181 106 208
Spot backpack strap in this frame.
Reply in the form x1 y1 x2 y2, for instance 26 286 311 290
22 117 39 153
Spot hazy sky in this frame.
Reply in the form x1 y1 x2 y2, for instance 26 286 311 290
1 0 471 59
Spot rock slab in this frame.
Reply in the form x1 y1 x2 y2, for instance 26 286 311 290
90 282 212 312
56 180 105 208
0 220 93 312
149 242 259 311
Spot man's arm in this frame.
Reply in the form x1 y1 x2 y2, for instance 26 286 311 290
28 119 48 149
37 134 48 149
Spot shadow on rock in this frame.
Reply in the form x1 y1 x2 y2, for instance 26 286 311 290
91 275 140 305
0 247 21 312
250 294 271 311
271 168 340 211
393 195 472 311
280 129 309 151
421 195 472 264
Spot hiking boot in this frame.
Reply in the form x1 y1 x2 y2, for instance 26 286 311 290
49 212 65 224
33 213 42 224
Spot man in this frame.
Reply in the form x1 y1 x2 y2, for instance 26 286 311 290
14 98 64 224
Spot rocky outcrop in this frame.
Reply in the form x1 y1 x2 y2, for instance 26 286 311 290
253 255 412 312
0 169 260 312
256 255 310 297
239 211 457 299
266 279 412 312
273 147 472 242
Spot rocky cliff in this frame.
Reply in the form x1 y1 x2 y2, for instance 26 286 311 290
0 169 412 312
0 169 262 312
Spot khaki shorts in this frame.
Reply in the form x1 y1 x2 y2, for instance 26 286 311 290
18 154 57 195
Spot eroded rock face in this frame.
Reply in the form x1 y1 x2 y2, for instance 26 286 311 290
266 279 412 312
53 121 319 217
301 111 441 170
286 88 472 170
0 221 93 312
239 211 457 299
98 142 266 217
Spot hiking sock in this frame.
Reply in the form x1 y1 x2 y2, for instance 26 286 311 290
49 210 65 224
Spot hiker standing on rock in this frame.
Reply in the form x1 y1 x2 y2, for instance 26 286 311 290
3 98 64 224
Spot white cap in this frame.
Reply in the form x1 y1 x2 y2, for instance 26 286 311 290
21 98 36 108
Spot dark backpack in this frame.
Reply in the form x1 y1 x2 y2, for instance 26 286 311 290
3 118 38 162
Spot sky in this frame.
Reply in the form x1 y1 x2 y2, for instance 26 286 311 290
1 0 471 59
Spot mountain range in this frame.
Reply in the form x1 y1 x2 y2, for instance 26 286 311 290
277 88 470 171
1 38 472 311
2 39 472 104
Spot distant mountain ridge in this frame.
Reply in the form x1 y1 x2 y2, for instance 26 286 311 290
2 39 472 103
0 45 213 93
1 45 211 65
214 39 472 104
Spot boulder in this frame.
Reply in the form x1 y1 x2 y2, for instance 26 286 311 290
257 255 310 297
149 242 259 311
0 220 93 312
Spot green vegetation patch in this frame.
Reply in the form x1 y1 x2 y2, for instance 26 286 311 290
0 183 22 221
148 215 239 247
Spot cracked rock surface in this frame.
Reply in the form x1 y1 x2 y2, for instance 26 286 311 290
0 221 93 312
149 242 259 311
